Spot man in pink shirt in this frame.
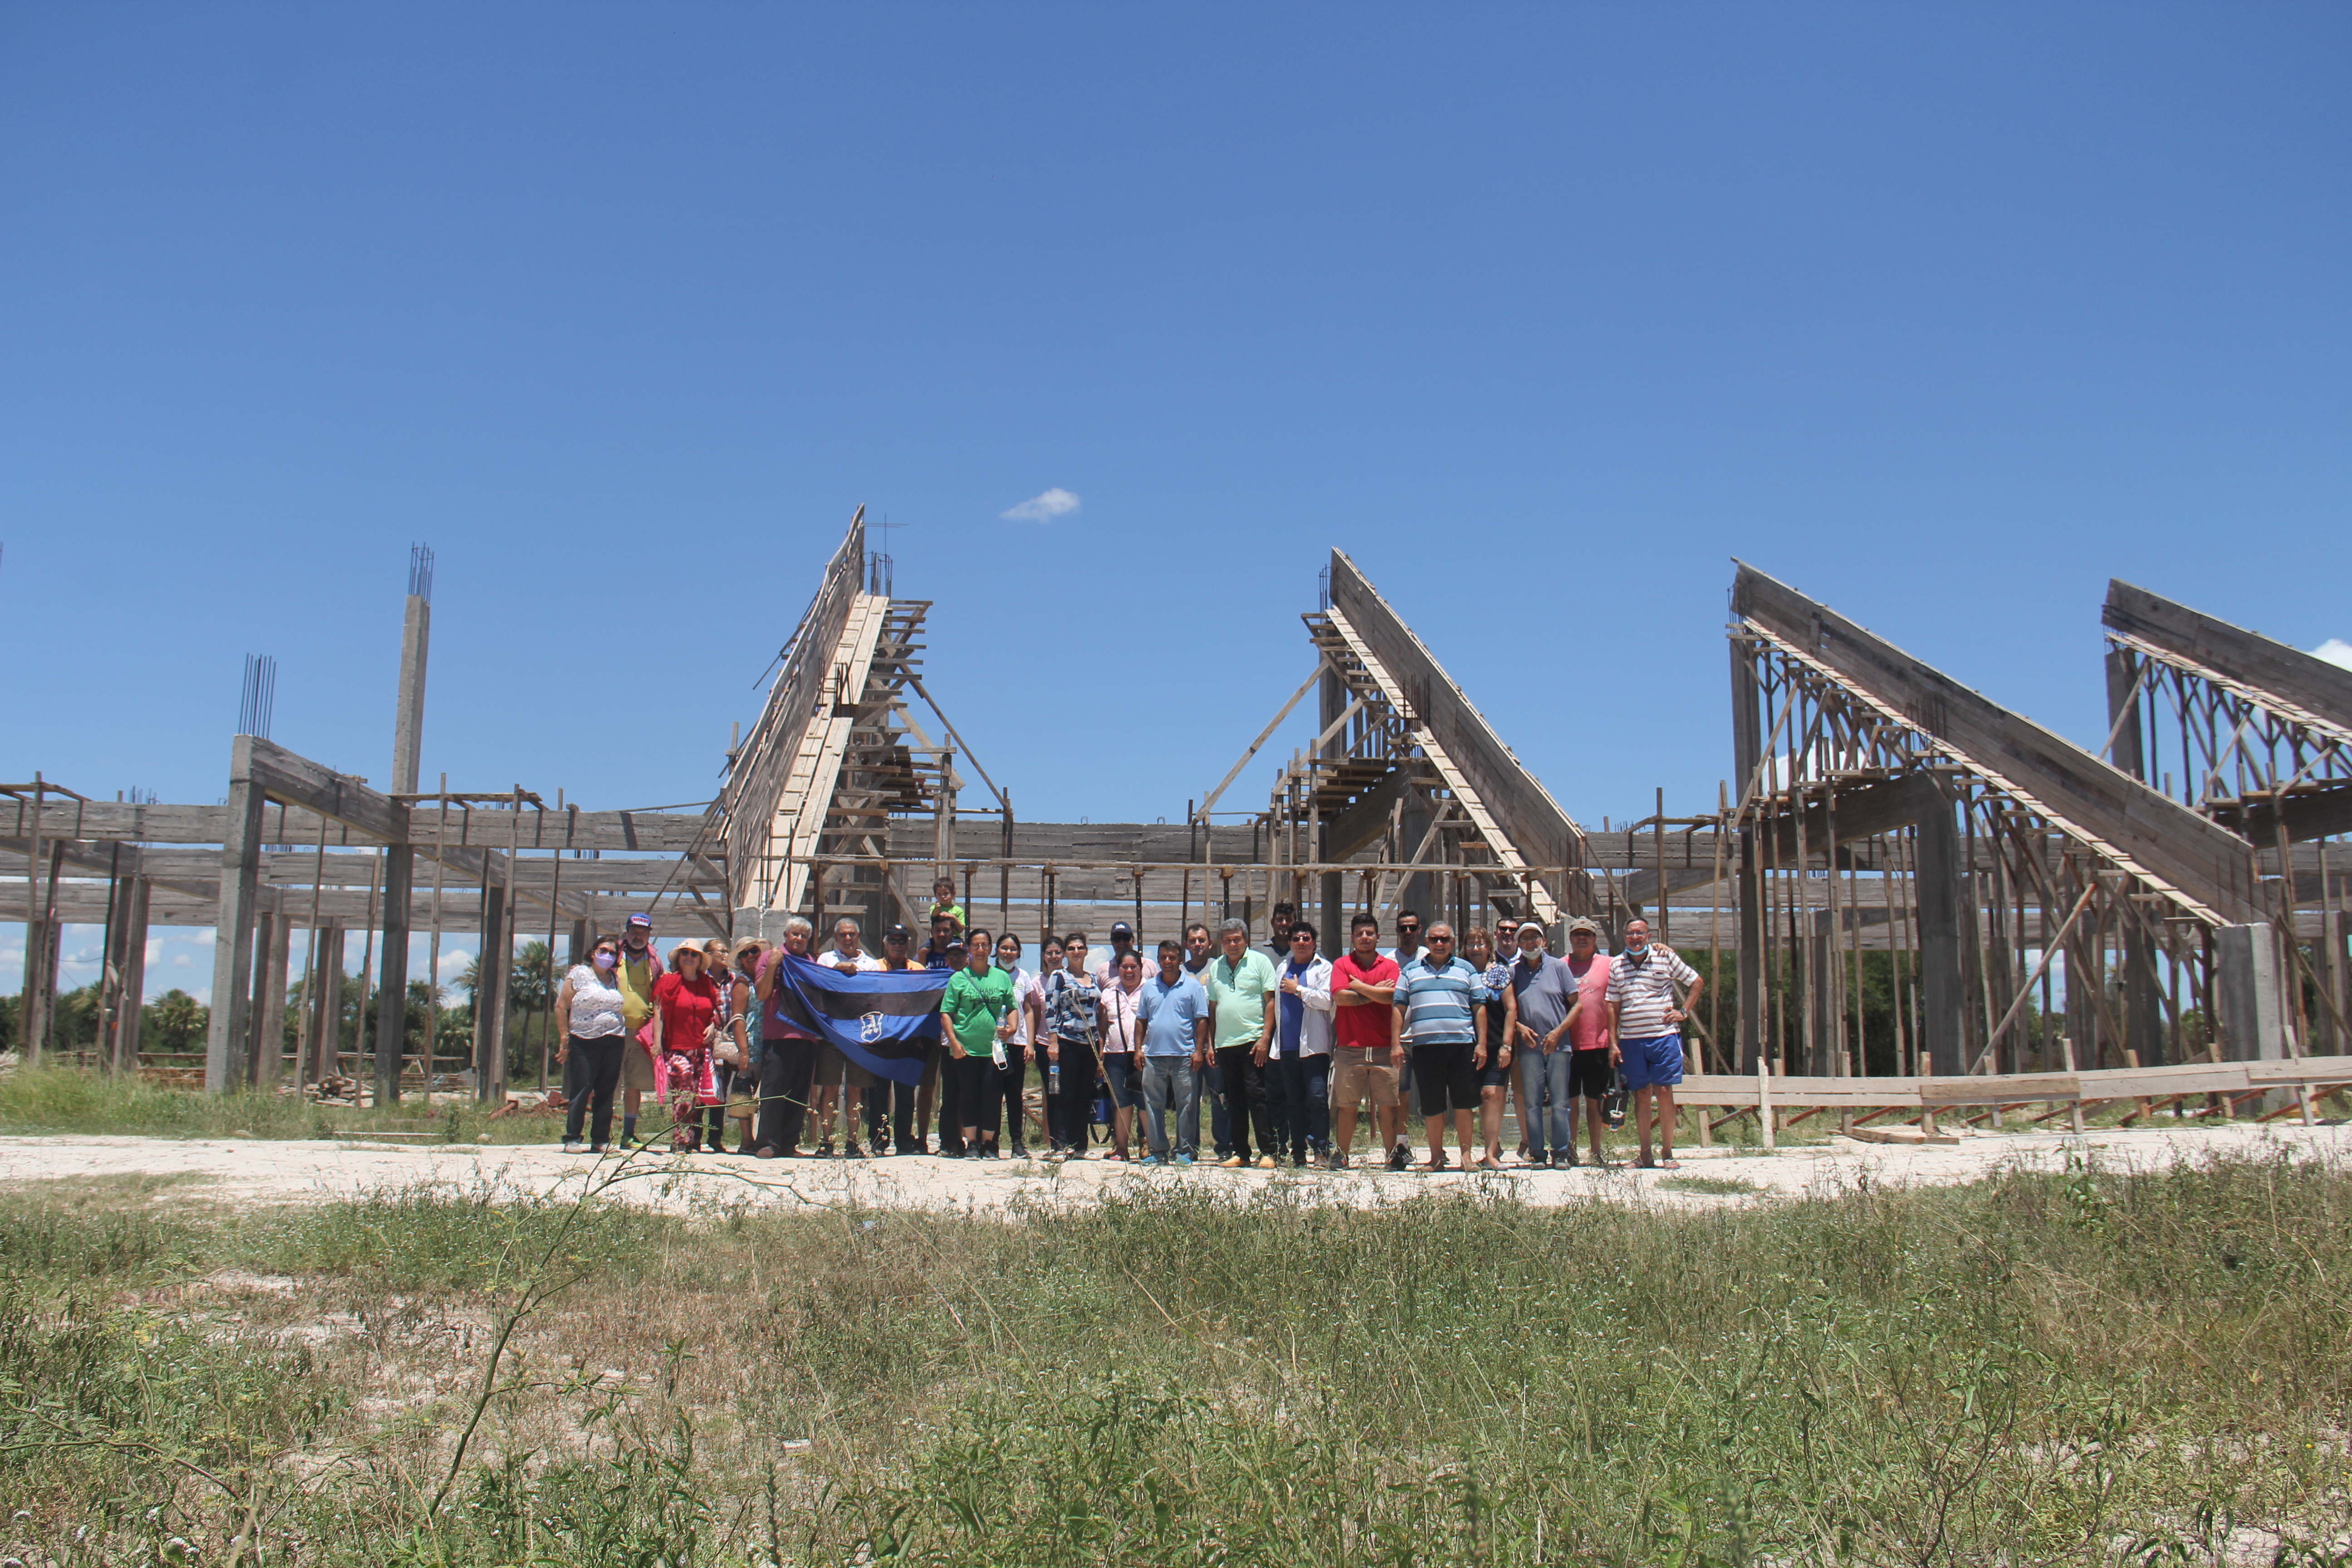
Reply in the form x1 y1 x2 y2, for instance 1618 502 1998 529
1560 915 1616 1167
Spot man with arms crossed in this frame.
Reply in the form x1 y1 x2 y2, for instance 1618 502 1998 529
1328 914 1405 1171
1603 917 1702 1170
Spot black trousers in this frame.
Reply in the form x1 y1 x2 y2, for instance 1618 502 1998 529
951 1052 996 1137
756 1034 821 1154
993 1042 1032 1146
1268 1052 1331 1158
1215 1044 1276 1161
562 1035 625 1147
1044 1039 1098 1150
883 1043 934 1152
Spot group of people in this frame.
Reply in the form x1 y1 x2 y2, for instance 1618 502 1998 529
553 877 1705 1172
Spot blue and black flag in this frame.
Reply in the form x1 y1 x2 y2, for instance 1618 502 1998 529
763 955 948 1086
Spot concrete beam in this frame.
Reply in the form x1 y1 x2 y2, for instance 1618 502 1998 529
2105 580 2352 741
1734 562 2266 927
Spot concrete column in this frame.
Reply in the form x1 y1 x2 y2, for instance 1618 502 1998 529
114 876 149 1071
2214 922 2287 1063
307 921 343 1080
1317 666 1346 956
375 585 429 1104
205 745 268 1093
1914 790 1964 1077
1730 638 1765 1070
373 849 412 1102
256 904 292 1088
245 908 275 1084
1807 907 1834 1076
473 872 510 1102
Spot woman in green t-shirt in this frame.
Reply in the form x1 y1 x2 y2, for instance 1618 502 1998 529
941 927 1018 1160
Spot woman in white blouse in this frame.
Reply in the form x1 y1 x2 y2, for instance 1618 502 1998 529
556 934 630 1153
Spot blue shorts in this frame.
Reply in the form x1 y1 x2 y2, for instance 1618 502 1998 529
1619 1033 1685 1090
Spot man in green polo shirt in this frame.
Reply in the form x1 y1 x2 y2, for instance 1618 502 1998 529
1204 917 1280 1169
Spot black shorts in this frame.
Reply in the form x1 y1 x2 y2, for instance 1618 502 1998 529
1567 1048 1614 1100
1411 1043 1479 1117
1476 1049 1512 1090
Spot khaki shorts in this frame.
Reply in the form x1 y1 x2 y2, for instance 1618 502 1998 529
621 1039 658 1092
1331 1045 1399 1110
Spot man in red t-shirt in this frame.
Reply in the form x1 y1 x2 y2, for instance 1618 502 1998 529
1327 912 1403 1171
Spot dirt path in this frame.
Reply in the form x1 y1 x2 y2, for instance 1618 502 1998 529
0 1120 2342 1214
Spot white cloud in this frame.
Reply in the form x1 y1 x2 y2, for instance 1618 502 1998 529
437 950 475 980
1000 487 1080 523
2312 638 2352 671
171 954 193 968
145 940 164 964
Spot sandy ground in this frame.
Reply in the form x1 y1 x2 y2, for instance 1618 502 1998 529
0 1119 2342 1215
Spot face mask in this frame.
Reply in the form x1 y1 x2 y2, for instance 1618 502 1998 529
593 952 616 971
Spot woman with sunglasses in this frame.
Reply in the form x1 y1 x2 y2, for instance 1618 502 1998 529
556 934 631 1153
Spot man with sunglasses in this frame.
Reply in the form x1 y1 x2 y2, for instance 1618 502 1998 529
1382 911 1427 1167
1392 922 1489 1171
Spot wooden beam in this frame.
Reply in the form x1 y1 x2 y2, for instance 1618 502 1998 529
1197 664 1325 819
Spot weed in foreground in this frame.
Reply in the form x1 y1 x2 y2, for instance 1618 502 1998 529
0 1146 2344 1565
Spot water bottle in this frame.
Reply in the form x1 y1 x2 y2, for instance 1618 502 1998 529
1049 1062 1062 1096
991 1034 1009 1070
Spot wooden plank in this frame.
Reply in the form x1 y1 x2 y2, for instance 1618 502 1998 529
6 799 708 854
1733 563 2266 927
2247 1055 2352 1086
1923 1074 2080 1106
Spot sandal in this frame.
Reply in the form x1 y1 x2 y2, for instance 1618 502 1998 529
1658 1156 1681 1170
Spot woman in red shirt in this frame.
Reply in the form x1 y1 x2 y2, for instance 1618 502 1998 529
651 943 722 1152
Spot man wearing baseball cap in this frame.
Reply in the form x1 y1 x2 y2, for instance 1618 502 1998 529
1090 920 1138 989
613 913 664 1144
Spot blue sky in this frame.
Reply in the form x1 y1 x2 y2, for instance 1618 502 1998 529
5 4 2347 999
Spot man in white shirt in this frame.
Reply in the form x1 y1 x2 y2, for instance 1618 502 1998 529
813 918 887 1157
1269 919 1336 1166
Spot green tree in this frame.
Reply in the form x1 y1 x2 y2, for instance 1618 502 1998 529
144 990 208 1054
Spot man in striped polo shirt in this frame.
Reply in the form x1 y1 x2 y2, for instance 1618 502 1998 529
1391 923 1489 1171
1602 918 1704 1170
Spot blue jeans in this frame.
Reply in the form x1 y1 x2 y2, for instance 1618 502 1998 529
1516 1047 1577 1157
1268 1053 1330 1157
1142 1056 1199 1158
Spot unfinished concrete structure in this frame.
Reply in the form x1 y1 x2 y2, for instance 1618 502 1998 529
8 515 2350 1126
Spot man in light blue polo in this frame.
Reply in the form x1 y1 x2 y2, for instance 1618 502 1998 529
1392 923 1489 1171
1137 939 1210 1167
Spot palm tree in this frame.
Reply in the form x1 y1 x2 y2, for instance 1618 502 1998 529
146 990 208 1054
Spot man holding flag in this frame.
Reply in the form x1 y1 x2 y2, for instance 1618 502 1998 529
755 917 954 1158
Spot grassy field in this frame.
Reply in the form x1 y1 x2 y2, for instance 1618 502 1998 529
0 1140 2346 1566
0 1063 2241 1154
